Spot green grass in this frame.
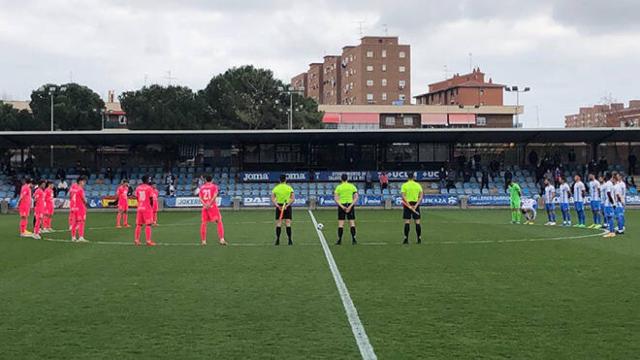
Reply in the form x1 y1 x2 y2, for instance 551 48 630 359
1 209 639 359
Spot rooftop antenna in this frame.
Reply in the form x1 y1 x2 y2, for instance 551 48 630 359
469 52 473 72
444 65 449 79
164 70 177 86
382 23 388 36
355 20 365 38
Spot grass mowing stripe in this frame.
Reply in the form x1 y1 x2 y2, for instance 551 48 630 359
308 209 377 360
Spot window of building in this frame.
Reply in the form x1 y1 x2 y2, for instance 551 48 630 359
381 78 387 86
366 65 374 72
399 80 406 88
399 66 406 73
381 64 387 72
399 51 406 58
366 51 374 58
366 79 374 87
480 89 485 95
382 93 387 101
403 116 413 126
367 93 374 101
399 94 406 101
385 116 395 126
476 117 487 126
382 50 387 58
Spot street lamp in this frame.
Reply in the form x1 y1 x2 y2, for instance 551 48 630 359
48 85 67 131
47 85 67 167
504 86 530 128
278 86 305 130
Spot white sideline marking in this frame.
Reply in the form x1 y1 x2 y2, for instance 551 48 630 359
308 210 377 360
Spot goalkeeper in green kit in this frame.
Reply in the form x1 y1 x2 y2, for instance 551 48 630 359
507 180 522 224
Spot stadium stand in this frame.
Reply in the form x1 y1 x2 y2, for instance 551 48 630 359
1 163 637 204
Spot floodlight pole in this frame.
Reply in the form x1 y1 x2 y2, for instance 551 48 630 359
49 88 55 167
289 91 293 130
505 86 530 128
279 86 305 130
48 85 66 167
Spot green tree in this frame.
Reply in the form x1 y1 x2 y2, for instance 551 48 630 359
202 65 322 129
120 85 211 130
0 102 44 131
30 83 105 130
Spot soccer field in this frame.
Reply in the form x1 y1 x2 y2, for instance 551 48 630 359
1 209 639 359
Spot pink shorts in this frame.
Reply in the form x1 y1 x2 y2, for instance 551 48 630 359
19 206 31 217
45 205 54 216
71 209 87 223
136 209 154 225
118 203 129 212
201 207 221 223
34 209 45 219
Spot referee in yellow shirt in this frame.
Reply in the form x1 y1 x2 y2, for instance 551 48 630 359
271 174 295 245
401 172 424 244
334 174 359 245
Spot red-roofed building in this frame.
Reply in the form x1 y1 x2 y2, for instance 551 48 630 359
414 67 505 107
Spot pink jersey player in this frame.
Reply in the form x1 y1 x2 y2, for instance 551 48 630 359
67 182 77 230
18 180 33 236
43 184 55 231
18 182 32 217
199 177 226 245
32 183 46 237
134 177 156 246
68 177 88 242
115 182 130 228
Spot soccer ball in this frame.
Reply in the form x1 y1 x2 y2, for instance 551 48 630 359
317 223 324 231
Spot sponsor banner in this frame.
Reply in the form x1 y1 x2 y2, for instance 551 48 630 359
360 195 384 207
312 170 440 182
164 196 232 208
54 198 67 209
241 170 441 182
468 195 511 206
9 197 103 209
241 196 307 207
100 196 139 208
315 171 369 182
242 196 272 207
626 195 640 205
392 195 459 207
291 197 308 207
383 171 440 181
316 195 337 207
241 171 308 182
87 198 103 209
316 195 384 207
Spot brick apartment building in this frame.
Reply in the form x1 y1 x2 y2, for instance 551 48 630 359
565 100 640 128
306 63 324 104
414 67 504 106
291 36 411 105
322 55 342 105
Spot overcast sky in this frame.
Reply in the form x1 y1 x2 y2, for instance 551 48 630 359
1 0 639 127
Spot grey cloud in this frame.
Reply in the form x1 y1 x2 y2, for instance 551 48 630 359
550 0 640 32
